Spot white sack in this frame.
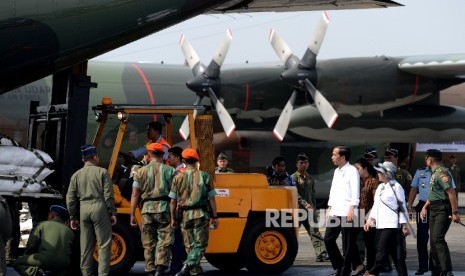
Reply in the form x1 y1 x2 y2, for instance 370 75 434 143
0 136 20 146
0 179 43 193
0 146 53 167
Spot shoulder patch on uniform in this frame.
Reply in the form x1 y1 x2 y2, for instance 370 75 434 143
440 174 449 183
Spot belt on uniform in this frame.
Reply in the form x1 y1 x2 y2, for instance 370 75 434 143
142 195 170 204
180 204 207 211
429 199 450 205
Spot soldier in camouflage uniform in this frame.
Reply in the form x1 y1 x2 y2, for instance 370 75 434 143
169 148 219 276
66 144 117 276
215 153 234 173
290 153 329 263
130 143 175 276
420 149 460 276
383 147 412 272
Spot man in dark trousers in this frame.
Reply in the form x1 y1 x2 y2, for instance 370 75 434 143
324 146 363 276
408 165 432 275
420 149 460 276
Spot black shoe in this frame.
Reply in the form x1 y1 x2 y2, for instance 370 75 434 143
175 265 191 276
415 268 428 275
317 252 330 262
380 265 392 272
155 265 168 276
5 259 15 267
329 268 342 276
351 265 365 276
36 269 48 276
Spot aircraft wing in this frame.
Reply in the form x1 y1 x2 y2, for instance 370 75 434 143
210 0 401 13
398 54 465 78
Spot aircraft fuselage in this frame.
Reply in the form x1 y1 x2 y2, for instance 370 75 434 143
0 0 229 93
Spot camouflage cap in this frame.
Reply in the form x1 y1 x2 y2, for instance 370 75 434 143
217 152 229 160
425 149 442 159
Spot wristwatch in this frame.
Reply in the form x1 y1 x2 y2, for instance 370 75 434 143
453 210 459 215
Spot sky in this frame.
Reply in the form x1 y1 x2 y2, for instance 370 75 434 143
93 0 465 65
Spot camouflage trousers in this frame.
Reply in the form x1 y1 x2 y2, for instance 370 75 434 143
180 217 209 273
141 212 173 272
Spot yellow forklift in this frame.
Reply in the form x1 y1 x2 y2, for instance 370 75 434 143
91 99 299 274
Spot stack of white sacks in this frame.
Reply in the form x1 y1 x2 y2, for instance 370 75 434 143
0 135 54 193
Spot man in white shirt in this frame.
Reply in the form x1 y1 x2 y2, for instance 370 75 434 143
324 146 363 276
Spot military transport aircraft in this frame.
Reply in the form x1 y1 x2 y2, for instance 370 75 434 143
2 18 465 146
0 0 400 94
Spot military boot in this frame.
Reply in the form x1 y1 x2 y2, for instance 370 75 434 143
175 264 191 276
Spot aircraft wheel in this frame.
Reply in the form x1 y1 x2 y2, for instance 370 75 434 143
93 222 136 274
242 220 298 274
205 253 244 271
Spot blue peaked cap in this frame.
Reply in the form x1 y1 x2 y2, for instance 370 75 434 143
81 144 97 158
50 204 69 220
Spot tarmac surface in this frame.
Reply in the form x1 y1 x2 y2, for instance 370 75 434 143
6 193 465 275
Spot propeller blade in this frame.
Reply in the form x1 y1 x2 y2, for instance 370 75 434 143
300 12 330 68
273 91 297 142
178 96 202 140
207 88 235 137
180 34 204 76
269 29 294 64
204 29 233 78
304 79 338 128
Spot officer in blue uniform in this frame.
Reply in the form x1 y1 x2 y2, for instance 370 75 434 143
408 167 431 275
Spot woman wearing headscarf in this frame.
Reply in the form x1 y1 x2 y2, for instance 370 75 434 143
363 161 410 276
354 158 380 272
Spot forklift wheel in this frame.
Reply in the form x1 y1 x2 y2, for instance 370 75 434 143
242 221 298 274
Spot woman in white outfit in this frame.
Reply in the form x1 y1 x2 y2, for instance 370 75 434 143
363 161 410 276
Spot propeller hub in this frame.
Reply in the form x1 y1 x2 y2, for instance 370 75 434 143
186 76 220 96
280 67 317 89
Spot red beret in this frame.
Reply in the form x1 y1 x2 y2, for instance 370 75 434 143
182 148 199 160
146 143 164 153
